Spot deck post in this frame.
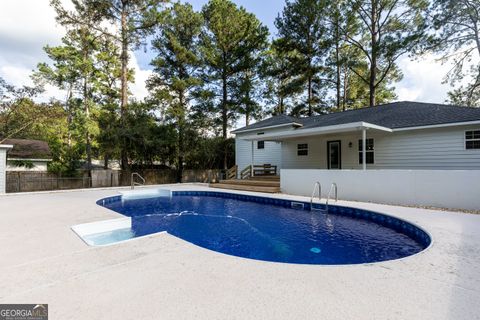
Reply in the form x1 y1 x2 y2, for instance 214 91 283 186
362 128 367 171
251 141 254 177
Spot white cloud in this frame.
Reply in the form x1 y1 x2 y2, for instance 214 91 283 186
0 0 150 102
129 54 152 101
395 53 478 103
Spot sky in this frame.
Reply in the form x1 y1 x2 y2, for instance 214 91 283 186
0 0 467 108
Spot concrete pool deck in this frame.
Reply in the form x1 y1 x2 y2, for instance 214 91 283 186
0 184 479 319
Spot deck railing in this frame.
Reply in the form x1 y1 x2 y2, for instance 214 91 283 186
226 165 238 180
240 165 252 180
253 164 277 176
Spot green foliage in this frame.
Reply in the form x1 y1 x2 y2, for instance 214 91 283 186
274 0 330 115
9 160 35 169
194 0 269 168
199 0 269 135
147 2 204 179
427 0 480 107
343 0 428 106
0 78 63 143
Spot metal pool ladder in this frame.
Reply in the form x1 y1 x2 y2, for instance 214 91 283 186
326 183 338 208
131 172 146 189
310 181 322 210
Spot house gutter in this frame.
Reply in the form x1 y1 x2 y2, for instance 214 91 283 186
392 120 480 132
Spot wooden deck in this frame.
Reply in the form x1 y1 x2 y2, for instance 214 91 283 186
209 176 280 193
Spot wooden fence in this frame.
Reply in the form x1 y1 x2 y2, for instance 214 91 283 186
6 169 223 193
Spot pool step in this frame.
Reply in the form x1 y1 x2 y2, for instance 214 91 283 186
249 176 280 181
210 182 280 193
218 179 280 187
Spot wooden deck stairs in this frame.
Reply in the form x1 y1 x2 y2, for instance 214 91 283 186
210 165 281 193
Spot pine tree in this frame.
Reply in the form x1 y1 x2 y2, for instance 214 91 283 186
428 0 480 107
50 0 168 169
148 2 203 181
200 0 269 168
34 26 100 181
275 0 330 116
343 0 428 106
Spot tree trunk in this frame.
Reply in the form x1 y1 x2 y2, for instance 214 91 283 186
177 93 185 183
177 124 184 183
342 67 348 111
104 155 109 170
335 21 341 109
222 58 228 170
308 76 313 116
120 2 129 170
66 83 73 147
369 3 378 107
83 44 92 188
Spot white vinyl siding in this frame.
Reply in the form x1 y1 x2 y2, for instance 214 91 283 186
373 126 480 169
6 159 49 171
0 149 7 193
281 125 480 170
235 130 283 175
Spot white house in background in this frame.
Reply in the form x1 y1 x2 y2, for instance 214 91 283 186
232 101 480 210
3 139 52 171
0 144 13 194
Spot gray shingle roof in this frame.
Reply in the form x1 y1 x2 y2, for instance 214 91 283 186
232 114 299 133
3 138 52 159
233 101 480 133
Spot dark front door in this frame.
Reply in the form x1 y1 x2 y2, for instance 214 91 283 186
327 140 342 169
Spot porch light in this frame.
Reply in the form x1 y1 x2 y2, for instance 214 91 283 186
348 142 353 148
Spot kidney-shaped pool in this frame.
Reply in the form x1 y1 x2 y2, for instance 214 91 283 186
88 191 431 265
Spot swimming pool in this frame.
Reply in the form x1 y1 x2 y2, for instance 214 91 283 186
91 191 431 265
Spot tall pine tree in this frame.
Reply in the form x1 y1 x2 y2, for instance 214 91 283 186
200 0 269 169
148 2 203 181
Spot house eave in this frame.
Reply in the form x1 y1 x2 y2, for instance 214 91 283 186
239 122 392 141
232 122 303 134
392 120 480 132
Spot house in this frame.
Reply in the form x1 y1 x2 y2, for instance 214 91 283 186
230 101 480 210
3 138 52 171
0 144 13 194
233 101 480 172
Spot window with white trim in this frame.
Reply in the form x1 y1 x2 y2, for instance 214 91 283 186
257 141 265 149
466 130 480 149
297 143 308 156
359 138 374 164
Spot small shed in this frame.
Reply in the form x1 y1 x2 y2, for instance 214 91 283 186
3 139 52 171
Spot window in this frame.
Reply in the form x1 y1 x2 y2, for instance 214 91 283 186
297 143 308 156
359 139 374 164
466 130 480 150
257 141 265 149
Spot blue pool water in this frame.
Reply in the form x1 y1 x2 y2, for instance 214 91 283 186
97 191 430 265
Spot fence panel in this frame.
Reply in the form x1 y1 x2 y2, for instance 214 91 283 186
6 169 222 193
